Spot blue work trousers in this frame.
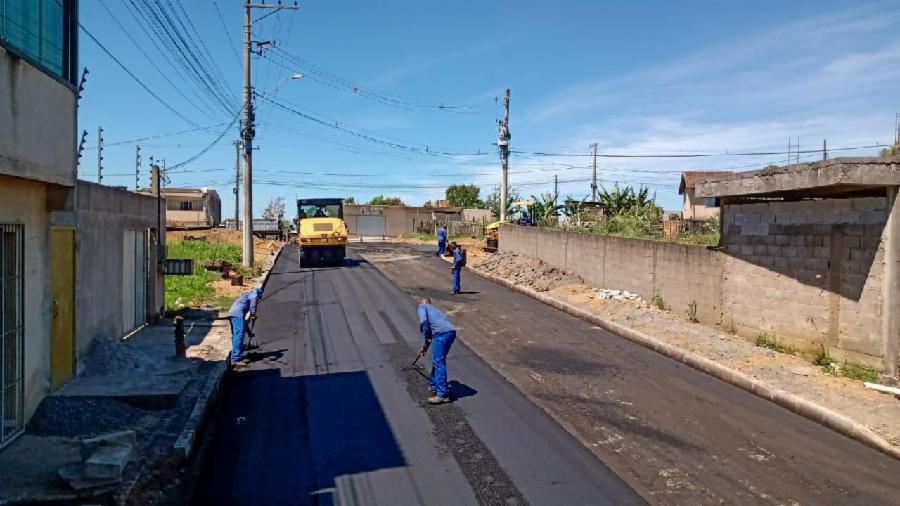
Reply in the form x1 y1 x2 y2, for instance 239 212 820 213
436 239 446 256
429 331 456 398
229 316 247 362
451 267 461 294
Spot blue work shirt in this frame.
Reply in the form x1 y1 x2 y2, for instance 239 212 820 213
418 303 456 340
437 227 447 242
228 289 262 318
452 248 464 269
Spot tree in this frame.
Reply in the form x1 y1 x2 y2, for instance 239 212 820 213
597 184 655 215
445 184 483 209
484 186 520 219
529 191 564 223
344 196 357 204
367 195 405 206
262 196 286 220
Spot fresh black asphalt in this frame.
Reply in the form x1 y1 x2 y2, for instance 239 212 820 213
193 245 642 505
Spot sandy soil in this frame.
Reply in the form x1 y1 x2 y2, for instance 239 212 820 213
474 251 900 447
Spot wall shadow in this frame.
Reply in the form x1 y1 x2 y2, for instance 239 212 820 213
193 369 405 505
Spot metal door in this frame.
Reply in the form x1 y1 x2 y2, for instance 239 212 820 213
1 224 24 446
122 229 149 334
50 228 75 390
357 215 386 237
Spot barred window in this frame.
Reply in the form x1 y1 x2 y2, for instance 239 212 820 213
1 224 24 447
0 0 78 84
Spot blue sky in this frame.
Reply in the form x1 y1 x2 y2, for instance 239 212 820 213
78 1 900 215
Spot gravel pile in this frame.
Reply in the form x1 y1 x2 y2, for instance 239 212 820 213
476 252 583 292
79 335 155 376
26 397 153 437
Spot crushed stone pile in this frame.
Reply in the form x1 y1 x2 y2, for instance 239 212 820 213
78 336 155 377
476 252 583 292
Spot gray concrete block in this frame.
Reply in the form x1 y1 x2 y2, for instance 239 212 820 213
84 443 132 479
79 430 136 461
58 463 122 491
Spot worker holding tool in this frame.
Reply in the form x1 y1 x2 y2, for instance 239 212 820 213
436 225 447 257
227 287 262 364
450 242 464 295
417 297 457 404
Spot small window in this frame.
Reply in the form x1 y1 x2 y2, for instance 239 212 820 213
179 201 193 211
704 198 720 208
1 224 24 447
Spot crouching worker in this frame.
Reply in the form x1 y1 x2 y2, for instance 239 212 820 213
417 297 456 404
228 287 262 364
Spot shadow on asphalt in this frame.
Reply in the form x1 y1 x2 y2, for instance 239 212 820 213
194 369 406 504
449 380 478 400
242 348 287 365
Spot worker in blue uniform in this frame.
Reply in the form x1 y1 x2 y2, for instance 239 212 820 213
450 242 463 295
227 287 262 364
417 297 457 404
436 225 447 256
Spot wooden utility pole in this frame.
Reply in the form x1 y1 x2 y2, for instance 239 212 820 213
590 143 598 201
497 89 511 221
234 140 241 230
97 126 104 184
135 145 142 189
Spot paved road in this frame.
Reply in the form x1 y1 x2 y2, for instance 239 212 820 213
360 242 900 505
193 245 642 505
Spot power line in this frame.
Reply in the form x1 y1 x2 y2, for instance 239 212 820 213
212 0 242 66
265 46 478 113
82 123 229 150
511 143 893 158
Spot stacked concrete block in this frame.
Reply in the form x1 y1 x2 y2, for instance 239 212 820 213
58 430 135 490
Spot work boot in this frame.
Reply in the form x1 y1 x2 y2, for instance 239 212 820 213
428 395 451 405
428 385 437 396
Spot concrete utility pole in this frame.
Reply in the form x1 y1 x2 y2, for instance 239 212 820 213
242 1 298 268
151 163 161 251
234 140 241 229
823 139 827 161
554 174 558 197
97 126 104 184
590 142 598 201
497 89 511 221
135 145 142 189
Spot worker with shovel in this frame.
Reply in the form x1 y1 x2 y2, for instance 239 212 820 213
417 297 457 404
227 287 262 365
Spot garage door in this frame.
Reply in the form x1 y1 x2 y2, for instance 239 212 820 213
357 215 386 237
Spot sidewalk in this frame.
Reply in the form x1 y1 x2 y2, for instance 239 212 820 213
0 315 229 504
0 247 281 504
471 251 900 455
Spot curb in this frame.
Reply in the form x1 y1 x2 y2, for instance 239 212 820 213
173 362 227 459
467 266 900 461
172 245 284 460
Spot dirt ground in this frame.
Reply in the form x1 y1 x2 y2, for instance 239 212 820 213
397 235 493 265
474 251 900 448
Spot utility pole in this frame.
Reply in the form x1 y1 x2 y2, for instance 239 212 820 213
242 1 298 268
554 174 558 197
590 142 598 202
151 162 161 253
234 140 242 229
97 126 104 184
135 145 142 189
497 88 511 221
823 139 827 161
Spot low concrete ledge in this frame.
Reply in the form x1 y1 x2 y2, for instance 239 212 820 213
467 266 900 461
695 157 900 198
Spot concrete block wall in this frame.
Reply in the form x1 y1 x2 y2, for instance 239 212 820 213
499 226 723 324
500 196 891 369
722 198 887 366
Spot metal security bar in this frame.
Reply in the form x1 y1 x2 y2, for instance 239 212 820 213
1 224 24 447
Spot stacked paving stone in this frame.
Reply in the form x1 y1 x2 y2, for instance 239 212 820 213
58 430 135 490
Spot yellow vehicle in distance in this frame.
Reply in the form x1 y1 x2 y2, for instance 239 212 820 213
483 201 535 252
296 198 348 266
